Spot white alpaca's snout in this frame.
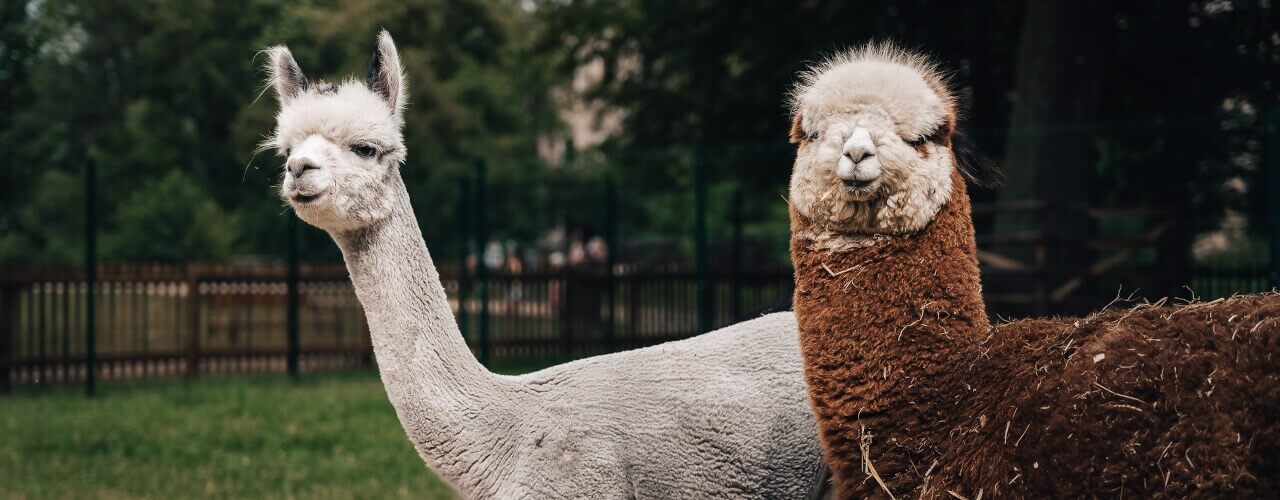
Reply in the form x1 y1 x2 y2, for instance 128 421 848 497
836 127 881 191
286 155 320 178
283 135 336 203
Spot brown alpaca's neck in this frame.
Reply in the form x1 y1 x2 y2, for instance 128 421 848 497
793 172 989 369
792 170 989 493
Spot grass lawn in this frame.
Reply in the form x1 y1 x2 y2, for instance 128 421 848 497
0 371 475 499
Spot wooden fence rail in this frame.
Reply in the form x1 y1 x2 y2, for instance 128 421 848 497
0 264 793 389
1 197 1271 392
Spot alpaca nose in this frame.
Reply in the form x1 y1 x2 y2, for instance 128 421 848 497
842 127 876 164
837 127 880 183
286 157 321 178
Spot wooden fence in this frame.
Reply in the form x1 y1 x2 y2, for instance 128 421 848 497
2 202 1272 390
0 264 793 390
972 202 1199 316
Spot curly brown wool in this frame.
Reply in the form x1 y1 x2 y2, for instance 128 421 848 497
789 44 1279 498
792 168 1280 500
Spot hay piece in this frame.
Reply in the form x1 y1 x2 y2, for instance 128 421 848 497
859 426 896 500
1094 381 1149 407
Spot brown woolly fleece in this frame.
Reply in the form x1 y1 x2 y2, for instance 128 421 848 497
792 170 1280 498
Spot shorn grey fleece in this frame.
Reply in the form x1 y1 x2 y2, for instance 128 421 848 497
268 30 822 499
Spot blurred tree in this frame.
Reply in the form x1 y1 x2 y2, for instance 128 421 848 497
0 0 287 263
536 0 1279 267
0 0 40 217
0 0 1275 269
232 0 564 260
995 0 1107 270
0 170 84 264
104 170 239 262
535 0 1023 254
1 0 559 264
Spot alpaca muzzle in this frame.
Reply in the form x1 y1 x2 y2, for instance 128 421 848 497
283 162 330 204
837 127 881 193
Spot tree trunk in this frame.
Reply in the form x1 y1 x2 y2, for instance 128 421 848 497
996 0 1108 314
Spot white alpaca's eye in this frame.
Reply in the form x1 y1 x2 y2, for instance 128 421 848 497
807 130 819 141
351 144 378 158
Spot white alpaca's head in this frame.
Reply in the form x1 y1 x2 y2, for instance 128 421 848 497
788 44 993 239
264 30 409 233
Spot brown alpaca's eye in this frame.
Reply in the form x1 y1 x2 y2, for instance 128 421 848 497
351 144 377 158
907 128 940 151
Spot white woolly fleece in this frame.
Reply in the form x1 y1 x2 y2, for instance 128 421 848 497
790 44 954 141
272 83 406 162
788 44 957 245
267 32 822 499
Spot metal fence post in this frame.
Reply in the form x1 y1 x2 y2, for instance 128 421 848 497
286 216 300 380
731 186 743 321
1267 106 1280 289
474 160 490 365
0 285 15 393
694 146 712 334
604 179 617 352
185 264 200 378
560 264 573 358
85 159 97 396
457 177 471 343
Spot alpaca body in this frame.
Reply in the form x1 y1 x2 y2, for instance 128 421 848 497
785 46 1278 497
266 32 821 500
340 176 820 499
989 296 1280 497
794 176 1279 497
501 312 820 499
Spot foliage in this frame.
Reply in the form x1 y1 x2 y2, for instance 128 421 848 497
1 0 1276 266
104 170 240 262
534 0 1026 253
536 0 1279 250
1 0 560 264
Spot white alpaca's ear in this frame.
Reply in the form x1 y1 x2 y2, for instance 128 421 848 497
367 30 407 121
266 46 308 104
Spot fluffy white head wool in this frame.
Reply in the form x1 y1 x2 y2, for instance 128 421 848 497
789 43 958 247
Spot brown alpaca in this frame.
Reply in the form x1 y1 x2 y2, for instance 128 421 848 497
788 45 1279 498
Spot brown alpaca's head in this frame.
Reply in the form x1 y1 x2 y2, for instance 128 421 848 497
787 43 996 241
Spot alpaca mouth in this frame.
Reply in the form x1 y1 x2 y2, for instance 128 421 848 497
292 191 324 204
843 179 877 194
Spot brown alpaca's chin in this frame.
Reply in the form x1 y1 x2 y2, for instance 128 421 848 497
841 187 877 202
841 178 878 197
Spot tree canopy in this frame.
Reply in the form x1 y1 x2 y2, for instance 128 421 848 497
1 0 1276 266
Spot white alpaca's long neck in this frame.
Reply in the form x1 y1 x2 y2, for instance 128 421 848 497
331 174 516 489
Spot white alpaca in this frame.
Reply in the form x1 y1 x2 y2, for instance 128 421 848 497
264 31 820 499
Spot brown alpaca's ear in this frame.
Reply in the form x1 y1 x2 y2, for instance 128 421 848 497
952 131 1002 189
367 30 407 121
789 112 805 144
266 46 308 104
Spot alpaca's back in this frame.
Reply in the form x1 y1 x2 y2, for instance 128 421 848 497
948 295 1280 497
503 312 822 499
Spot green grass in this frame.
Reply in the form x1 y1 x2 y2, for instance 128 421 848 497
0 372 457 499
